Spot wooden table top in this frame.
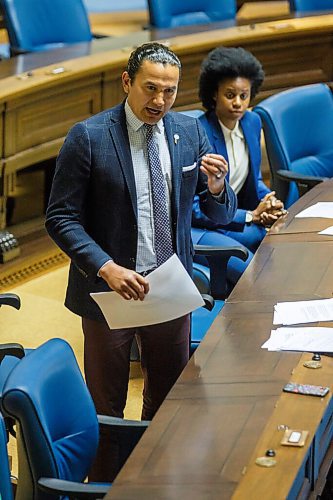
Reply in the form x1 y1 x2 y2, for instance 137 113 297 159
106 180 333 499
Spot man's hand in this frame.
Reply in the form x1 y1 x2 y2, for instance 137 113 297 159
99 261 149 301
200 153 228 195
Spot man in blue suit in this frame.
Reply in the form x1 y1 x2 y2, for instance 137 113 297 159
46 42 236 480
192 47 285 286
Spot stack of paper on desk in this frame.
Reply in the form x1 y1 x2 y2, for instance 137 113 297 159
262 298 333 352
319 225 333 236
273 298 333 326
262 326 333 352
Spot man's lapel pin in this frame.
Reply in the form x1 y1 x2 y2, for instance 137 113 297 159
174 134 180 145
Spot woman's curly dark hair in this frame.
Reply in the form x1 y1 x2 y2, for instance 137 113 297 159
199 46 264 111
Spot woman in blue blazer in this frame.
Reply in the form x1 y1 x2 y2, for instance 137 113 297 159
192 47 285 285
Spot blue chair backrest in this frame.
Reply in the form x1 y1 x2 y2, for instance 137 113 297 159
0 413 13 500
147 0 236 28
289 0 333 12
253 83 333 208
0 0 92 53
83 0 147 11
2 338 99 499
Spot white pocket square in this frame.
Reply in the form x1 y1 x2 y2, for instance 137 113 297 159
182 162 197 172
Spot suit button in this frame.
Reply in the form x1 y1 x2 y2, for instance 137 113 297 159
130 257 135 263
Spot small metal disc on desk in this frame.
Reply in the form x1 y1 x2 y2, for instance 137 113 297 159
303 360 322 369
255 456 277 468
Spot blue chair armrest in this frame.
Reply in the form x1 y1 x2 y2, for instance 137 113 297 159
10 46 29 56
201 294 215 311
97 415 150 427
194 244 249 299
0 294 21 310
0 343 25 363
38 477 110 499
276 169 328 196
194 244 248 260
92 32 109 39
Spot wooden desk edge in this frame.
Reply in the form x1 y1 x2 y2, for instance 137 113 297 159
233 353 333 498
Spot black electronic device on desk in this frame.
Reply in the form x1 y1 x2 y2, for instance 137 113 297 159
0 231 20 263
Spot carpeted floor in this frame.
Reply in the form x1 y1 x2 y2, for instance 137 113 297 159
1 263 143 476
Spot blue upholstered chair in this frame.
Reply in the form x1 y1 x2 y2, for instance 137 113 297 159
191 244 248 354
0 413 13 500
253 84 333 208
0 0 93 56
1 338 149 499
147 0 236 28
289 0 333 12
0 294 23 440
0 296 21 500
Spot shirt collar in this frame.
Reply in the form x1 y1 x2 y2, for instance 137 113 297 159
125 100 164 134
219 119 244 140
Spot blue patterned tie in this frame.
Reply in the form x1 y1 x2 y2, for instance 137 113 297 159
144 124 174 266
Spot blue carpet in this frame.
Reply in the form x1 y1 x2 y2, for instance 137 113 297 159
83 0 147 12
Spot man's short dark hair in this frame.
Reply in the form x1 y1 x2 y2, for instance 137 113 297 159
199 46 265 111
126 42 181 81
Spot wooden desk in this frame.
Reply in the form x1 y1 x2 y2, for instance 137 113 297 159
237 1 290 22
106 180 333 499
0 13 333 228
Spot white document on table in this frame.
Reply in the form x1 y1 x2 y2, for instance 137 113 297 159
319 226 333 236
262 326 333 352
90 254 205 329
273 298 333 326
295 202 333 218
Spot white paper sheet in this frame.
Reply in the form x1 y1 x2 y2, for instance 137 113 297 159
261 327 333 352
273 298 333 326
319 226 333 236
295 202 333 218
90 254 205 329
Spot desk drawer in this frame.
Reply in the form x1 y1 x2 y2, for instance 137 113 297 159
4 76 102 160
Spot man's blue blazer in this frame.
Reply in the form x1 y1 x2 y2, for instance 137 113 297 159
193 110 270 231
46 103 237 321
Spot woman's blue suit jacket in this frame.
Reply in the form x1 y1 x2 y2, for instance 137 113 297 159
193 110 270 231
46 103 237 321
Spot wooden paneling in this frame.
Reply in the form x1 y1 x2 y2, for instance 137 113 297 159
4 75 102 160
250 33 333 99
103 70 126 110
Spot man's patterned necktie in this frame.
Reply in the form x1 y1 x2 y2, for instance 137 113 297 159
144 124 174 266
